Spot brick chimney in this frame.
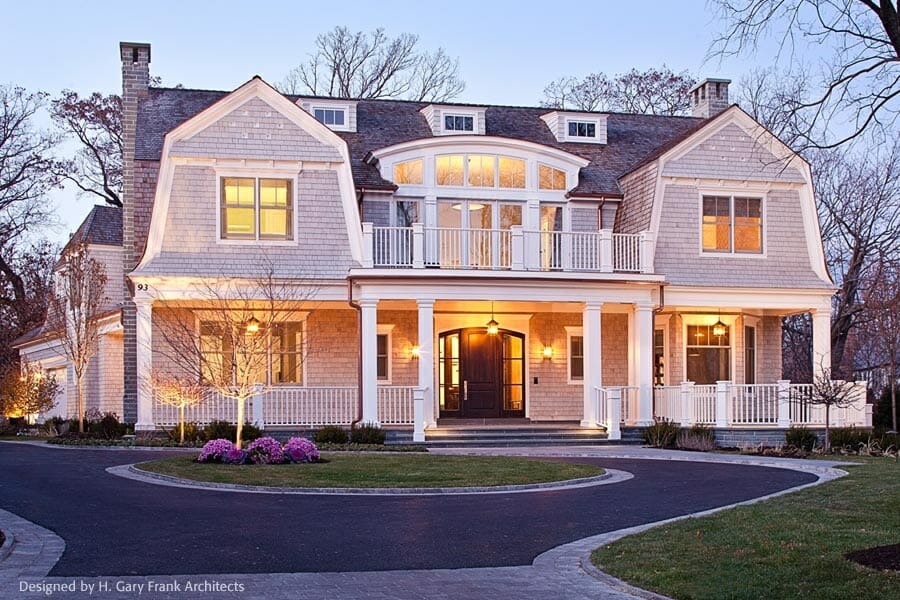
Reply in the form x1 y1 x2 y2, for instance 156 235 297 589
119 42 150 425
689 78 730 119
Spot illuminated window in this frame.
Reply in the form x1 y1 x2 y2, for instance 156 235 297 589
467 155 495 187
686 324 730 385
569 335 584 381
701 195 762 254
393 159 423 185
201 321 304 385
376 333 390 381
567 121 596 138
313 107 345 126
498 157 526 188
221 177 293 241
443 114 474 132
436 155 465 186
538 164 567 190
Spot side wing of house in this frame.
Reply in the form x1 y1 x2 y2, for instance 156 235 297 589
133 78 362 282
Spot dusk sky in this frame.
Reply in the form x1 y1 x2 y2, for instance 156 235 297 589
4 1 789 242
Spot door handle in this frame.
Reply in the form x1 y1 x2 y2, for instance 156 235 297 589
463 380 468 401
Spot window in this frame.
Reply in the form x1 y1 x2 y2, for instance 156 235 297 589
313 107 345 127
654 328 666 386
686 324 730 385
498 157 526 188
568 331 584 382
538 164 567 190
200 321 304 385
567 121 596 138
271 322 304 384
701 195 763 254
436 155 464 186
744 325 756 384
376 325 394 383
393 159 423 185
444 114 474 132
221 177 293 241
467 154 495 187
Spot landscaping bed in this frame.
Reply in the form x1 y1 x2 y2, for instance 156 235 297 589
592 458 900 600
138 453 602 488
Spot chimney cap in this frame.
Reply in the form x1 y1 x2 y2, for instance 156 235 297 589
119 41 151 62
689 78 731 94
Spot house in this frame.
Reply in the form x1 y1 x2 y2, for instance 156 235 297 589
19 41 871 441
14 205 124 422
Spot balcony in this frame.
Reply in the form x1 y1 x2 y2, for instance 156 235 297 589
361 223 655 274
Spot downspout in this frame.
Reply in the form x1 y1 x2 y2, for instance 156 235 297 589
347 277 363 429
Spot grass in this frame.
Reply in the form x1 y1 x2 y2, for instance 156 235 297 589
592 458 900 600
138 454 602 488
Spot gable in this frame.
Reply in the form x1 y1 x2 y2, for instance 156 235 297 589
171 97 342 163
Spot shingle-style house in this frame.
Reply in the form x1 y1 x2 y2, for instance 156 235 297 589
18 42 871 440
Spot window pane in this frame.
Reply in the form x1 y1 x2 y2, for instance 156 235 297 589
259 179 289 206
225 207 255 237
271 323 303 384
314 109 325 123
435 155 464 185
393 159 423 185
499 204 522 229
734 197 762 253
222 177 256 238
467 154 495 187
702 196 731 251
687 348 730 385
463 116 473 131
259 209 288 238
395 200 419 226
568 122 577 137
498 157 526 188
586 123 596 137
539 165 567 190
333 110 345 125
223 178 255 205
570 335 584 380
444 115 454 130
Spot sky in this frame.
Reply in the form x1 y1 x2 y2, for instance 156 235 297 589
3 0 776 243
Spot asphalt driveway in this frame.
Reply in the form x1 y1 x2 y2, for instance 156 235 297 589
0 444 815 576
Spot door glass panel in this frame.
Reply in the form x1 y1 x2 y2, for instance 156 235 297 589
469 203 492 267
499 204 522 268
437 201 462 268
439 333 460 411
540 205 564 270
502 333 525 412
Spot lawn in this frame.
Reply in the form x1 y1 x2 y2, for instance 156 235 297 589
138 454 602 488
592 458 900 600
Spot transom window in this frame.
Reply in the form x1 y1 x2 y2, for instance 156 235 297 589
538 164 567 190
221 177 293 241
393 159 423 185
567 121 596 138
313 108 345 126
701 195 763 254
435 154 527 189
686 324 730 385
443 114 474 132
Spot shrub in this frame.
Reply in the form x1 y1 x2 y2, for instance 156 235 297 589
315 425 349 445
198 438 235 463
676 424 716 451
785 426 818 451
284 437 320 463
94 412 128 440
642 418 679 448
203 421 262 443
875 388 898 430
245 436 285 464
829 426 870 450
241 423 262 442
350 422 386 445
165 422 205 444
222 448 248 464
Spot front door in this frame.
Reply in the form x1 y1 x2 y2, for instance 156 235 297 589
461 329 500 417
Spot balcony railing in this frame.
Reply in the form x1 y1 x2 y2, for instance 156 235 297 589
362 223 654 274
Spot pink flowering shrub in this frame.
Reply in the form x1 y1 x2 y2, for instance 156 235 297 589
198 439 235 463
222 448 248 465
245 436 285 464
284 437 320 463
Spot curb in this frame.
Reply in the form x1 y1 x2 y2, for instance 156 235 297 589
115 463 632 496
0 529 13 563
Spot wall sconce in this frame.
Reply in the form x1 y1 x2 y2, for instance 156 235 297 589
410 345 421 359
542 346 553 360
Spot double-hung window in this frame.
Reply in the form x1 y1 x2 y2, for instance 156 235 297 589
221 177 293 241
701 195 763 253
199 321 304 385
567 327 584 383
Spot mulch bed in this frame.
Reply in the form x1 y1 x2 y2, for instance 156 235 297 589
845 544 900 571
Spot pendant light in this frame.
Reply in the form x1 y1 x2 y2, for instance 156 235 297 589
712 309 727 338
486 301 499 335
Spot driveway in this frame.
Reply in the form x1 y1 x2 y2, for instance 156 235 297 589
0 443 818 577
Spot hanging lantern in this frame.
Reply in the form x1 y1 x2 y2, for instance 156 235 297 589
245 316 261 334
486 301 499 335
712 320 727 337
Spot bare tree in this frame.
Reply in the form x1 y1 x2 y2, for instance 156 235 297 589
736 66 814 149
50 91 123 207
149 371 204 444
0 361 61 423
711 0 900 150
541 67 696 115
279 26 465 101
808 364 859 451
860 255 900 431
46 242 108 433
782 313 814 382
153 262 316 449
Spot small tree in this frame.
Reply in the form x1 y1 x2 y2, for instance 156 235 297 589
149 371 205 444
809 364 858 451
861 256 900 432
46 242 108 433
0 362 60 423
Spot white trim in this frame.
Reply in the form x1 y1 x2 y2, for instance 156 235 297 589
376 324 394 384
742 316 759 385
309 104 352 132
653 315 671 386
696 190 767 258
440 110 478 135
664 285 835 311
214 171 298 246
369 136 590 168
681 313 738 384
565 325 584 385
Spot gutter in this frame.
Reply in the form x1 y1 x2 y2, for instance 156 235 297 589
346 276 363 429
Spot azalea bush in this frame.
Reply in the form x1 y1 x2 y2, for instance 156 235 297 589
198 436 320 465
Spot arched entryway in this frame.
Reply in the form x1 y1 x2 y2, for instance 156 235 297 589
438 328 525 418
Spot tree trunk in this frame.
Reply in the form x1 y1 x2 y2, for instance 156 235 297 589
235 397 244 450
891 355 897 433
824 403 831 452
179 404 185 444
76 375 84 434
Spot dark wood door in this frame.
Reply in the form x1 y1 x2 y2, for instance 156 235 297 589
461 329 500 417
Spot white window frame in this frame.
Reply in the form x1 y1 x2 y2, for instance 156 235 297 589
441 111 477 134
376 324 394 384
697 192 767 257
564 118 600 140
565 326 584 384
215 169 298 246
311 105 351 132
742 315 760 385
653 324 669 387
537 163 569 191
681 314 736 384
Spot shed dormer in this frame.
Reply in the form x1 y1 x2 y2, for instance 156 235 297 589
541 111 608 144
420 104 486 136
297 98 357 132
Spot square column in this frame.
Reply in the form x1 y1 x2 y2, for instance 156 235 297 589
812 305 832 378
634 301 655 425
581 302 603 427
417 299 436 428
134 297 154 431
359 299 380 425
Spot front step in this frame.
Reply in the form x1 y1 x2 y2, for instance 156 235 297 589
422 426 638 447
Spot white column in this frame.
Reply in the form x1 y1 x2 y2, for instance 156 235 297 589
360 299 380 425
812 306 832 379
635 302 654 425
777 379 791 428
135 297 154 431
417 299 436 428
581 302 602 427
626 311 636 387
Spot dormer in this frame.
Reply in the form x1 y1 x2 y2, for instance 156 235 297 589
420 104 486 136
540 111 608 144
297 98 357 132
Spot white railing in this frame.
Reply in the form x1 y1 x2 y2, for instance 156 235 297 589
377 386 416 425
653 386 682 422
153 389 246 427
594 387 622 439
620 386 641 425
364 224 653 274
263 387 357 427
730 384 779 425
693 385 718 424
